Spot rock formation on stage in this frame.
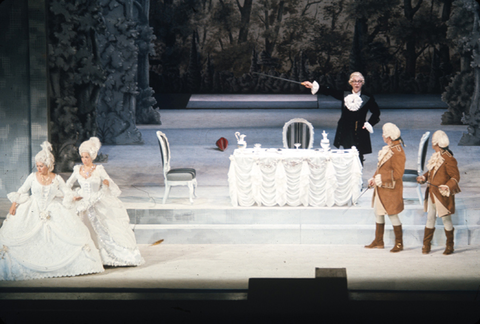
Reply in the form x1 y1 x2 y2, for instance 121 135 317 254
48 0 106 171
48 0 159 169
441 0 475 126
96 0 158 145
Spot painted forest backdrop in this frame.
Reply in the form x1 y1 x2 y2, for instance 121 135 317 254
149 0 477 129
39 0 480 172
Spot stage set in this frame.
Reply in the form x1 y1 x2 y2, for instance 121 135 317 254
1 0 480 322
1 98 480 322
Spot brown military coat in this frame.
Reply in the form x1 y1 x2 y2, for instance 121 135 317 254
371 140 406 215
422 150 461 216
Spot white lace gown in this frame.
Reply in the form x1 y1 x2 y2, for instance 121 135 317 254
0 173 104 281
66 165 144 266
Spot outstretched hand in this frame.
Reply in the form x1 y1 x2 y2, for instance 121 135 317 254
302 81 312 88
416 175 426 184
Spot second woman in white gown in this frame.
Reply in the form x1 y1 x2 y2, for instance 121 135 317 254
66 137 144 266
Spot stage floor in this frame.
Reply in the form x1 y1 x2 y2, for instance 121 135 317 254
1 105 480 301
0 244 479 293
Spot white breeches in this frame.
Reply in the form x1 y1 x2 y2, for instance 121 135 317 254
376 214 402 226
426 196 453 230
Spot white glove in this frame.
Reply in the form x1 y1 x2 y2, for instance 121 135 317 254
364 122 373 133
374 174 382 187
439 185 450 197
311 81 319 95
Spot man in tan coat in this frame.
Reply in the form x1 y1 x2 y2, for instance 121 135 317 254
417 130 460 255
365 123 406 253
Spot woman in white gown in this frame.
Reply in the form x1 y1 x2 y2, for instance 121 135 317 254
67 137 144 266
0 142 104 280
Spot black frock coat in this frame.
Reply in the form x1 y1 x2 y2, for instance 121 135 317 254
317 86 381 155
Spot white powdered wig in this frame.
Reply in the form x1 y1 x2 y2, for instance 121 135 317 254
349 72 365 85
382 122 401 140
35 141 55 171
432 130 449 148
79 137 102 160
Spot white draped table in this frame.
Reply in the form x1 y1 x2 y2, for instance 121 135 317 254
228 147 363 207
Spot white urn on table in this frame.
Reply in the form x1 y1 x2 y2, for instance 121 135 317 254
320 130 330 151
235 132 247 149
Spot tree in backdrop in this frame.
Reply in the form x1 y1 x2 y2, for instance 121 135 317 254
135 0 160 125
441 0 475 125
48 0 105 172
149 0 202 93
457 0 480 145
96 0 144 144
149 0 457 96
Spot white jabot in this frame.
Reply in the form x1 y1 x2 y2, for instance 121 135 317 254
426 151 444 172
344 93 363 111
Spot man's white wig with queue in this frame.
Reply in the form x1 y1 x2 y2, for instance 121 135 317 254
35 141 55 172
432 130 449 148
382 122 401 140
79 137 101 160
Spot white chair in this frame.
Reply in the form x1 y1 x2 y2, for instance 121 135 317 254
403 131 430 204
156 131 197 204
282 118 314 149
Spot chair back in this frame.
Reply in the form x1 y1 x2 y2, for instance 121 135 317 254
282 118 314 149
417 131 430 174
156 131 171 176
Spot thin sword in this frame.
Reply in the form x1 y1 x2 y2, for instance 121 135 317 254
350 186 371 206
426 182 441 188
252 72 305 85
358 186 371 199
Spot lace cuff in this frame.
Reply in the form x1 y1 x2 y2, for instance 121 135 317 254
439 185 450 197
7 192 30 204
105 180 121 197
62 190 75 209
311 81 319 95
364 122 373 133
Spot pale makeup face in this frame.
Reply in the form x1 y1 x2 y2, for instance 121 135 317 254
36 162 48 175
350 78 364 93
81 152 93 167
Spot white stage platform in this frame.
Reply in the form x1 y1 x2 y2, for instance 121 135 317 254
120 185 479 248
1 107 480 297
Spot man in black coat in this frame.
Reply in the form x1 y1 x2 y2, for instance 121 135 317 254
303 72 381 164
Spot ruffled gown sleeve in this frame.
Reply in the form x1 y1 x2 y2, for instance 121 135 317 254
97 165 121 197
65 165 80 189
7 173 35 205
57 175 75 209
